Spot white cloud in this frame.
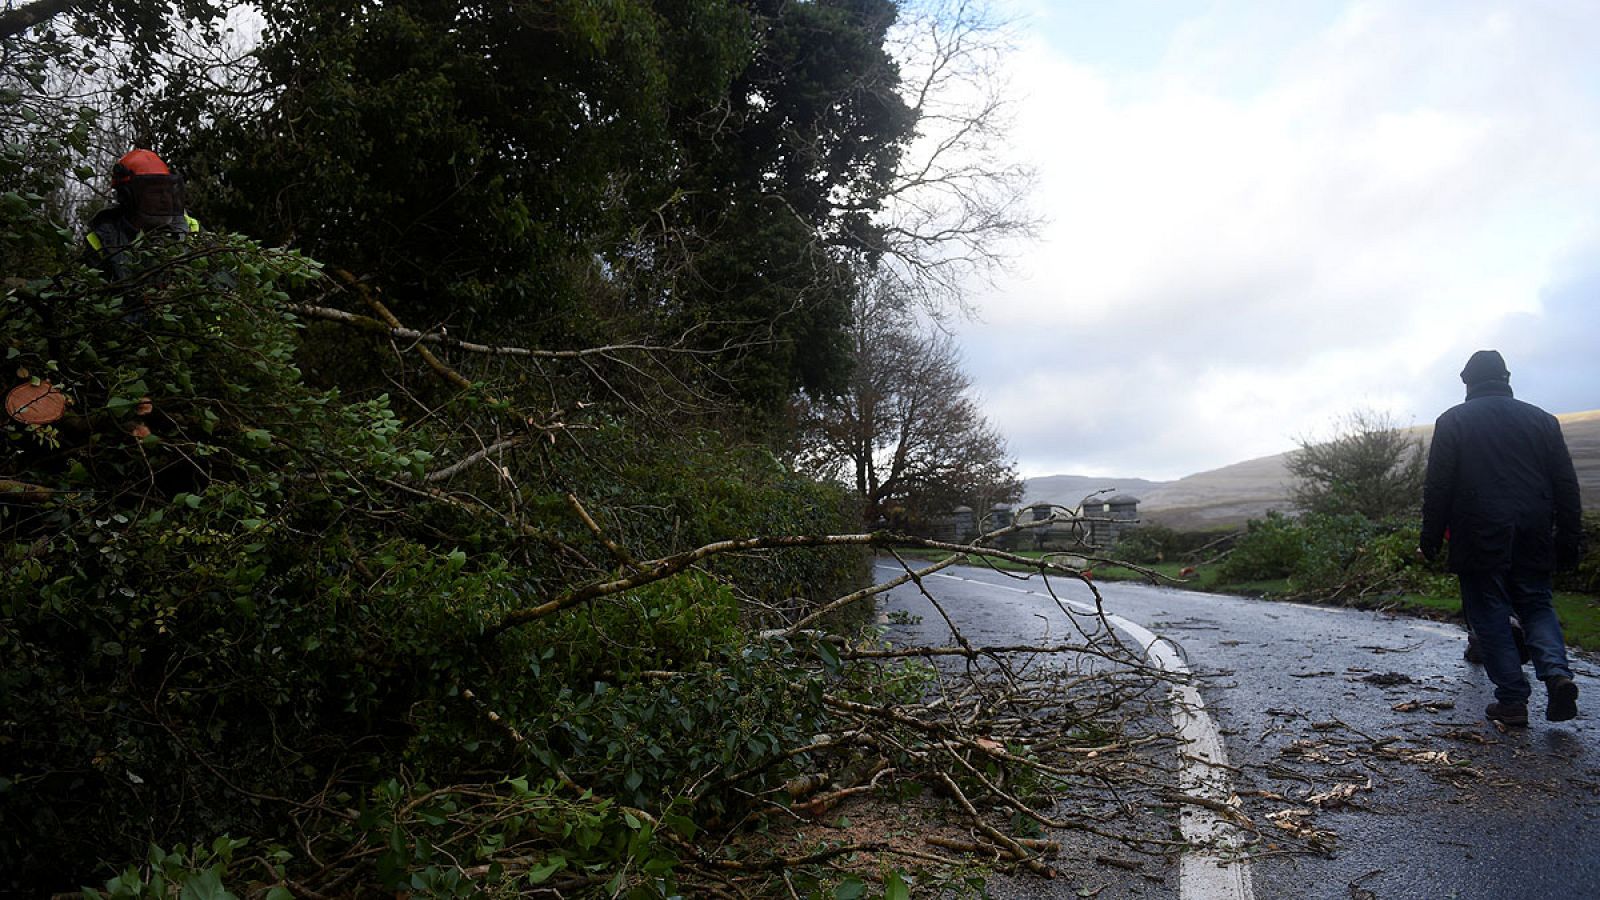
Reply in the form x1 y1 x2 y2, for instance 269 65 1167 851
962 0 1600 480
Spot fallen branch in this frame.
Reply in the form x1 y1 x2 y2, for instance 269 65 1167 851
924 835 1061 856
937 772 1054 877
330 269 472 390
0 479 53 503
291 301 720 361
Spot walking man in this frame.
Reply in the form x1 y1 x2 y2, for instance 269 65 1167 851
1420 350 1584 726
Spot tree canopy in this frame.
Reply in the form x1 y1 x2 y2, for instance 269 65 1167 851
1287 408 1426 522
793 276 1021 526
155 0 918 415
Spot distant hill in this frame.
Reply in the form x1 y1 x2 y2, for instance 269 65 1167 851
1019 474 1167 510
1024 409 1600 532
1136 453 1296 531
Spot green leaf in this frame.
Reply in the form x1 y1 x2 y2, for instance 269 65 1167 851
815 639 842 673
179 867 235 900
527 855 566 883
834 877 866 899
882 871 910 900
662 812 697 840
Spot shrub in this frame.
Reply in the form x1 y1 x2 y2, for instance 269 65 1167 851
1218 510 1453 602
1292 514 1450 600
1115 524 1234 565
1556 512 1600 595
1292 512 1379 592
1218 512 1305 582
2 235 869 892
1 235 471 884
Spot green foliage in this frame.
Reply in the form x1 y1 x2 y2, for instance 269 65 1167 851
0 0 228 58
170 0 692 329
85 837 252 900
1 55 93 280
1 235 480 885
1218 512 1306 582
1287 409 1425 522
1556 512 1600 595
1219 511 1454 601
162 0 914 414
1 2 969 893
1291 512 1380 591
2 236 872 893
601 435 870 622
1114 524 1232 565
342 777 688 898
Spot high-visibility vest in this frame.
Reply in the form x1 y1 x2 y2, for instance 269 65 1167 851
85 210 201 281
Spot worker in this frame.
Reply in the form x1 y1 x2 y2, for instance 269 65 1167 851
84 148 200 282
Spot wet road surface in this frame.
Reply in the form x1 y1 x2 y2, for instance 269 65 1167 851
875 562 1600 900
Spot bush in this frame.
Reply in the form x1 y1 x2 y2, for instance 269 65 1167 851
1 235 469 885
1217 510 1455 602
1292 514 1451 600
1556 512 1600 595
1292 512 1379 592
1 236 869 892
1218 512 1305 582
1115 524 1233 565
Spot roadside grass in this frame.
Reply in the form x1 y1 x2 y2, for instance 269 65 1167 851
886 545 1600 652
1385 590 1600 652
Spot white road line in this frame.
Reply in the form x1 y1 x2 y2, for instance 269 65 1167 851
880 566 1255 900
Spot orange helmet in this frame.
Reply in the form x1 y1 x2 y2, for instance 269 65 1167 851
111 149 171 186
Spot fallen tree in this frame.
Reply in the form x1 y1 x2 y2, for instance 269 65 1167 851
2 238 1196 896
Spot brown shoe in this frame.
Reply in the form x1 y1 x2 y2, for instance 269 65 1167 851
1546 676 1579 722
1485 701 1529 727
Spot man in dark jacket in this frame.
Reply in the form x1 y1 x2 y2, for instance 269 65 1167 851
1420 350 1584 726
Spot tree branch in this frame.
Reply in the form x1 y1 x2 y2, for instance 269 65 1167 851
291 302 723 361
0 0 79 40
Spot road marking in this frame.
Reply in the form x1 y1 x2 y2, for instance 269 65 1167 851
880 565 1255 900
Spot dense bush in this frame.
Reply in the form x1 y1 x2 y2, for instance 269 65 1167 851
1217 512 1306 582
1 237 869 893
1114 524 1234 565
1218 511 1454 601
1293 514 1455 600
1555 512 1600 595
1291 512 1381 592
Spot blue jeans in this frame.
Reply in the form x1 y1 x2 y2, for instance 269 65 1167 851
1459 570 1572 704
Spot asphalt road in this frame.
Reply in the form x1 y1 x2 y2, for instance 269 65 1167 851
875 562 1600 900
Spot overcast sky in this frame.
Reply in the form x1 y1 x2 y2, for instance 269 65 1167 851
955 0 1600 481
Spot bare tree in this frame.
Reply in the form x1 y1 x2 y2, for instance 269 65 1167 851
794 276 1020 525
1287 408 1425 521
864 0 1040 318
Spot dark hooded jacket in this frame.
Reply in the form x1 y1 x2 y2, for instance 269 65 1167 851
1420 380 1583 573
